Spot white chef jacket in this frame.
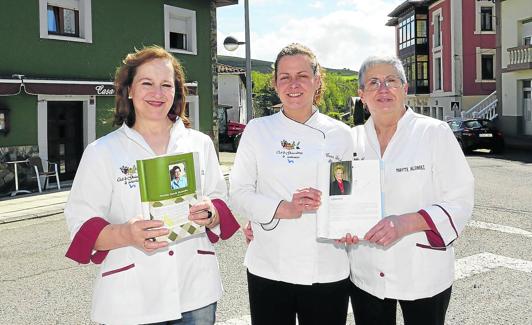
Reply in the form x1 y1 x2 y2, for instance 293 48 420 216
230 109 353 285
64 119 227 325
349 108 474 300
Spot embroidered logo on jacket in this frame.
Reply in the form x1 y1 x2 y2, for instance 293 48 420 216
281 140 300 150
117 165 139 188
276 139 303 163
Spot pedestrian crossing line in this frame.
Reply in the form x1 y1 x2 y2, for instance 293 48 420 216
468 220 532 237
455 252 532 280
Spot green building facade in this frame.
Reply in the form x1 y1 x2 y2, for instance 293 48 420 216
0 0 236 194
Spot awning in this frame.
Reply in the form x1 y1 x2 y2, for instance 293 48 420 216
0 79 22 96
23 79 115 96
0 79 198 97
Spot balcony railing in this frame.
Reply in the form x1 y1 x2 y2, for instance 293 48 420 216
505 45 532 72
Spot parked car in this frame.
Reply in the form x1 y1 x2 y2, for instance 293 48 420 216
447 118 505 154
218 105 246 152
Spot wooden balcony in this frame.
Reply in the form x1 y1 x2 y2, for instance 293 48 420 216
503 44 532 72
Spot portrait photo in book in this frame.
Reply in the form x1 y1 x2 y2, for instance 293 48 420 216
329 161 352 196
169 162 188 190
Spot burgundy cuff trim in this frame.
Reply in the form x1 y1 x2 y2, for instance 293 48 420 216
102 263 135 277
418 209 445 248
206 228 219 243
65 217 110 265
416 243 447 251
212 198 240 241
197 250 215 255
434 204 459 237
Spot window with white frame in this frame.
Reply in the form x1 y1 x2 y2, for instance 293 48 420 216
434 56 442 91
481 55 494 80
39 0 92 43
432 9 442 48
475 1 495 34
480 7 493 31
522 20 532 46
164 5 197 55
185 95 199 130
476 48 496 82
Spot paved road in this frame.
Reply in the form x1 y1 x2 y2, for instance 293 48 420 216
0 150 530 324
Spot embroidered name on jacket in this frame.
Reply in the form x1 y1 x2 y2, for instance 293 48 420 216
276 139 303 163
117 165 139 188
396 165 425 173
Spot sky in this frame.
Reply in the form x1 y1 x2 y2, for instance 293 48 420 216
216 0 405 71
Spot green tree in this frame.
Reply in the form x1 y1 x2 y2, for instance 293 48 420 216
252 71 279 117
251 71 358 121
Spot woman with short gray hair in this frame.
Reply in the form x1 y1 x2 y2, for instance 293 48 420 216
342 55 474 325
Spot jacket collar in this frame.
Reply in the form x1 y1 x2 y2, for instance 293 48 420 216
120 118 187 155
364 106 414 157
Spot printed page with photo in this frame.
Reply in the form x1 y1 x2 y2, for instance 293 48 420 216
137 152 203 242
316 159 382 239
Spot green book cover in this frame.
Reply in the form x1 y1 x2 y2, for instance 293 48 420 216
137 152 204 242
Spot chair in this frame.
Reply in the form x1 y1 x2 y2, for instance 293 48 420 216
27 156 61 192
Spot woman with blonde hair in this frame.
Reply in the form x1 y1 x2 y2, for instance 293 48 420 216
230 43 353 325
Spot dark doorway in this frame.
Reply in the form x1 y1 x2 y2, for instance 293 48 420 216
47 101 83 181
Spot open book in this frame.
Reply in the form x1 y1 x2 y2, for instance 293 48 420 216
316 159 382 239
137 152 204 242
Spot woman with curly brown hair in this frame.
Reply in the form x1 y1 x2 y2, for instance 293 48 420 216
64 45 239 325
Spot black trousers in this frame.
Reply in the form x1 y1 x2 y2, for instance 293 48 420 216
247 270 349 325
350 282 452 325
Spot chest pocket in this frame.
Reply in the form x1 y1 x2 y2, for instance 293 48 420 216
256 133 326 196
111 158 142 223
384 156 432 213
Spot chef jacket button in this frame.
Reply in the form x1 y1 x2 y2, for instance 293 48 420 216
379 272 384 277
169 250 174 256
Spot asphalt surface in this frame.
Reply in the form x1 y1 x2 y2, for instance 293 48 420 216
0 150 531 325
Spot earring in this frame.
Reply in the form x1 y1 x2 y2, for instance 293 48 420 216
128 95 132 99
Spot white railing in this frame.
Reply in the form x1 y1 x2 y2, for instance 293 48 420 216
461 91 498 120
508 44 532 66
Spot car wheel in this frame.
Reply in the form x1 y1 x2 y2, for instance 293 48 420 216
458 140 470 154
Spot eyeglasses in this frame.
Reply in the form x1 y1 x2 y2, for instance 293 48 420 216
363 77 404 91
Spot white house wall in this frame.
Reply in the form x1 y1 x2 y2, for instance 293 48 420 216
217 74 246 124
501 0 530 68
500 0 532 135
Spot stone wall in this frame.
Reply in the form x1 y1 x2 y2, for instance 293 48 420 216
0 145 40 196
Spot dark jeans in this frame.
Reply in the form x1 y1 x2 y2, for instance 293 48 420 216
247 270 349 325
350 282 452 325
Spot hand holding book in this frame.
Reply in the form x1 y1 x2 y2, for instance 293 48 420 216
188 198 218 228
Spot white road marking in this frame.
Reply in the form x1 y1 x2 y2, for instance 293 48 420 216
468 220 532 237
455 252 532 280
217 222 531 324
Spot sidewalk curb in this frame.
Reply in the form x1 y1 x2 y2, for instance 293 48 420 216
0 204 65 224
0 172 231 225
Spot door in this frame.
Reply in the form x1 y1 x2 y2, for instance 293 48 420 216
47 101 83 180
524 80 532 135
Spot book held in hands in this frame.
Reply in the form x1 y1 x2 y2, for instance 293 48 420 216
316 159 382 239
137 152 204 242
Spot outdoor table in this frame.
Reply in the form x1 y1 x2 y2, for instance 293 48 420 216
6 159 31 196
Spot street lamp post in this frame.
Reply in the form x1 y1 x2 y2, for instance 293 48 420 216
223 0 253 123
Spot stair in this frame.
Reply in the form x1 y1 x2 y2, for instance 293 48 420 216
461 91 498 120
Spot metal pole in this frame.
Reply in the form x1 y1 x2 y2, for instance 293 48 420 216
244 0 253 122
